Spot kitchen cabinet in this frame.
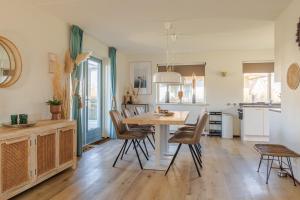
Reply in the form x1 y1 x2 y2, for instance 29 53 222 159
241 107 270 141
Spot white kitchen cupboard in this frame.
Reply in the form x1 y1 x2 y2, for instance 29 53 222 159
0 120 76 200
241 107 270 141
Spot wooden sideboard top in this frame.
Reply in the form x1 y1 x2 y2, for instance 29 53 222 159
0 120 76 140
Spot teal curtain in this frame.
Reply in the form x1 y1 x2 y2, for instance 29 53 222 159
70 25 84 156
109 47 117 139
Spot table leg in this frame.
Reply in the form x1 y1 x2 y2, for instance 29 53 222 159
143 125 173 170
154 125 161 167
159 125 170 155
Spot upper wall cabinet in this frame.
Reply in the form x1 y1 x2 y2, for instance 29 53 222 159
0 36 22 88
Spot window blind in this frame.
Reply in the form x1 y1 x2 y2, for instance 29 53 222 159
157 64 206 76
243 62 274 73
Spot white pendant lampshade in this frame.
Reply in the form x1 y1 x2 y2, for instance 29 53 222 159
153 22 183 84
153 71 183 84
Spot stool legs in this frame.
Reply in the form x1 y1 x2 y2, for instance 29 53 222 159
266 156 274 184
257 155 263 172
287 157 297 186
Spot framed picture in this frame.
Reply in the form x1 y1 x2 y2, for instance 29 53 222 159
130 61 152 95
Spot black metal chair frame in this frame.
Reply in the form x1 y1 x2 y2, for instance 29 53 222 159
113 138 149 170
257 155 297 186
165 143 202 177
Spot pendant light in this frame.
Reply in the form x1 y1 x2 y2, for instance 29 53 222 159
153 22 183 84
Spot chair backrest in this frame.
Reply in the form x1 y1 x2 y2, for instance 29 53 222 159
109 110 127 138
193 113 209 143
123 108 134 118
135 106 145 115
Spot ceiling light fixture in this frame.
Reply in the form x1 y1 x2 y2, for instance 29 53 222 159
153 22 183 84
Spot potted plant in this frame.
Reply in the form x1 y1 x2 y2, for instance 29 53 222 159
46 99 62 120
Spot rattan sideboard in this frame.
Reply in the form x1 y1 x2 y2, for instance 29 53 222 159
0 120 77 199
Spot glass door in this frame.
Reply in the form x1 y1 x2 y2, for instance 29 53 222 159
83 57 103 145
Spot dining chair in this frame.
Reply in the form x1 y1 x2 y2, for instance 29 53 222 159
165 113 209 177
177 115 200 131
123 108 155 156
135 106 145 115
109 110 149 169
132 107 156 141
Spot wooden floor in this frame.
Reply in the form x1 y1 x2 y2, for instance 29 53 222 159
13 137 300 200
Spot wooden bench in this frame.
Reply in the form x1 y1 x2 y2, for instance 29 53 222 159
254 144 300 186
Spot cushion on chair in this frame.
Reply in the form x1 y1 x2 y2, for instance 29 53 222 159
178 126 195 131
118 131 147 140
168 132 196 144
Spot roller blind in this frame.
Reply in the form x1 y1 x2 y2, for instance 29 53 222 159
157 64 206 76
243 62 274 73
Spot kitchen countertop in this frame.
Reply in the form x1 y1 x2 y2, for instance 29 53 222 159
239 103 281 108
269 108 282 113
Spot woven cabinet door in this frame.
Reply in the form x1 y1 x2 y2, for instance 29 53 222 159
1 137 30 192
37 132 56 177
59 128 74 165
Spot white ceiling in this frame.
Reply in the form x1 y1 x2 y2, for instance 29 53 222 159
30 0 291 55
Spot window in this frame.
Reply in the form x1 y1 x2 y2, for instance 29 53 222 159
157 76 205 104
243 62 281 103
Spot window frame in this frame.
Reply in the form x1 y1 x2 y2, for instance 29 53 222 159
243 72 281 103
156 76 206 104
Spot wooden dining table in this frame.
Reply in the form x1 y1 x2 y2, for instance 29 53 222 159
123 111 189 170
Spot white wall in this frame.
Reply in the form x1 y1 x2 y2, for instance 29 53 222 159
128 50 274 134
0 0 69 122
128 50 274 109
274 0 300 179
0 0 130 126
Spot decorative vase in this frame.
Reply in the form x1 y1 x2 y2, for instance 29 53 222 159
178 91 183 103
50 105 62 120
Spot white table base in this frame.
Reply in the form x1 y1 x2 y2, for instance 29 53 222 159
143 125 176 171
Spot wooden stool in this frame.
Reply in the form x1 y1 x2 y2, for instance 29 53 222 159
254 144 300 186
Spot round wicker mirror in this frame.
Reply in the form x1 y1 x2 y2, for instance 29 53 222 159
287 63 300 90
0 36 22 88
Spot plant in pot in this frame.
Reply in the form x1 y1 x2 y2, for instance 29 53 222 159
46 99 62 120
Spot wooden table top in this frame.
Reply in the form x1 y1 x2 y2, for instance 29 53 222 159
123 111 189 125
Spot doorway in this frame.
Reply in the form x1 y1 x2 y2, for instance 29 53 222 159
82 57 103 145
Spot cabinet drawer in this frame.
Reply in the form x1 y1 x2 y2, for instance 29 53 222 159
1 137 30 192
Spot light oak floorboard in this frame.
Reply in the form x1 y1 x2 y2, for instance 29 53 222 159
13 137 300 200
